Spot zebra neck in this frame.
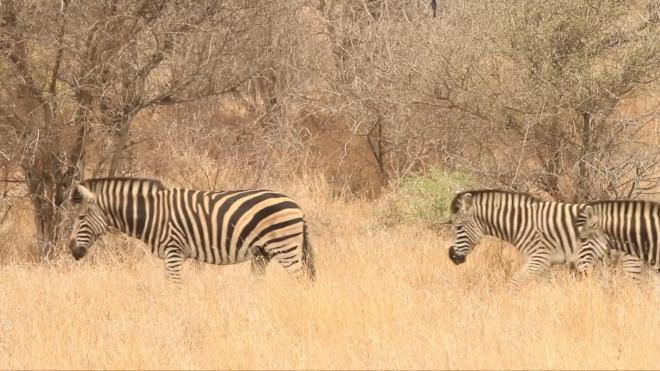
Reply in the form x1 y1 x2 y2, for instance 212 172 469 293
478 215 519 244
100 193 159 242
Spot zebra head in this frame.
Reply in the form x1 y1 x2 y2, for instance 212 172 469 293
575 205 609 274
448 192 482 265
67 184 109 260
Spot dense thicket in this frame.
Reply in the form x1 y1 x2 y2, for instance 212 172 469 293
1 0 658 257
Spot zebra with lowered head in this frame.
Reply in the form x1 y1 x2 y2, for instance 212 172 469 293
67 177 316 282
575 200 660 275
448 190 644 286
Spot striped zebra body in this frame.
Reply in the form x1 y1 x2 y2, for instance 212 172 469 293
448 190 643 286
529 201 583 265
67 177 315 282
576 200 660 275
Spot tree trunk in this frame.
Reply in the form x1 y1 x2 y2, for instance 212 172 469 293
24 168 66 260
367 114 388 179
107 115 133 177
538 120 563 201
22 125 86 261
575 110 593 202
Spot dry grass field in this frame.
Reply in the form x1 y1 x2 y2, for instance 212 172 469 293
0 178 659 370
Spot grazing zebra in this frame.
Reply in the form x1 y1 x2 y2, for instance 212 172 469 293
575 200 660 275
67 177 316 282
448 190 643 286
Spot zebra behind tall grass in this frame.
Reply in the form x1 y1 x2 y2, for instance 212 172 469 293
576 200 660 275
67 177 315 282
448 190 643 286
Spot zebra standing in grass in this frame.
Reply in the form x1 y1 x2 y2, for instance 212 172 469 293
448 190 643 286
67 177 316 282
575 200 660 275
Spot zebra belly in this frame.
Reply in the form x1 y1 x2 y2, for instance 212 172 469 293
189 255 251 265
183 242 253 265
540 234 576 266
537 235 571 265
548 249 569 266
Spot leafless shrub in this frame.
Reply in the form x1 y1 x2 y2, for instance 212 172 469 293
0 0 288 258
1 0 658 260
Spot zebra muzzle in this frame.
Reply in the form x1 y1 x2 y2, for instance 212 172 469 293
448 246 466 265
68 239 87 260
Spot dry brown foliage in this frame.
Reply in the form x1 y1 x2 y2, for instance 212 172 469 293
0 2 659 368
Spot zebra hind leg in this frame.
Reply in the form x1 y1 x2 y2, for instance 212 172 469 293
250 245 272 278
619 253 643 280
302 223 316 282
270 243 310 283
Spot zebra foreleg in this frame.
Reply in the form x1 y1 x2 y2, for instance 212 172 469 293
510 252 551 288
163 245 185 284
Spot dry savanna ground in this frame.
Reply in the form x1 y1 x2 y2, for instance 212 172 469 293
0 178 659 370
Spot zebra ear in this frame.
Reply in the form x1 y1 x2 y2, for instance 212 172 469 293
75 184 96 204
461 193 474 213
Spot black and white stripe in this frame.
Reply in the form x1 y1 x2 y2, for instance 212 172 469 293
448 190 643 286
67 177 315 282
576 200 660 275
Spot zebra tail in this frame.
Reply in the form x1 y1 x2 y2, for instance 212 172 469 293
302 221 316 282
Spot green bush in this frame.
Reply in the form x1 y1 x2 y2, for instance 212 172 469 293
377 168 473 227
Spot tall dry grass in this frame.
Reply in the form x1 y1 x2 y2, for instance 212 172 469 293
0 176 659 370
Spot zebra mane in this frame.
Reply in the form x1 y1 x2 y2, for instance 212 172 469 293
450 189 541 214
72 177 167 203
